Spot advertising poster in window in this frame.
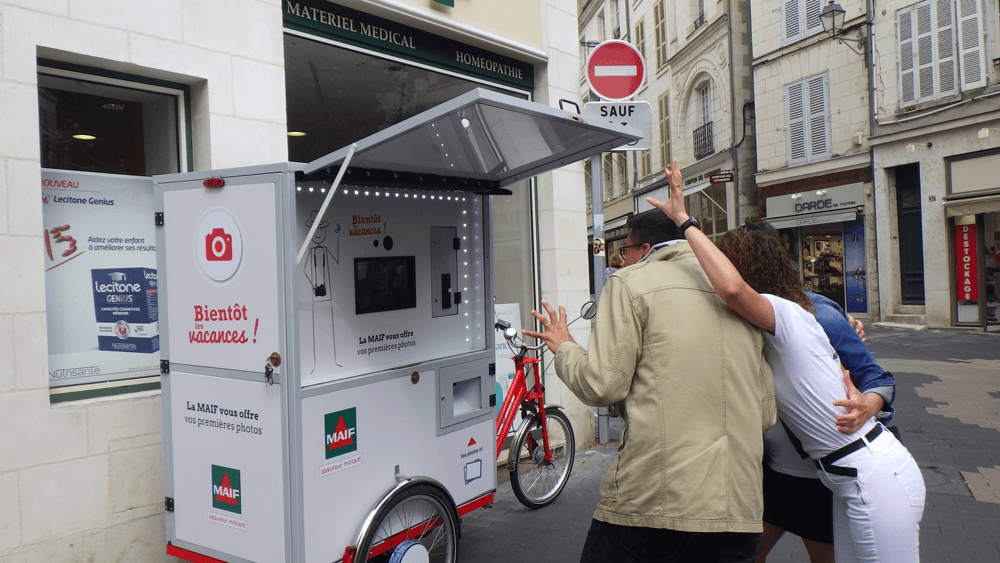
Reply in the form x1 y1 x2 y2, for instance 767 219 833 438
493 303 522 432
42 170 159 387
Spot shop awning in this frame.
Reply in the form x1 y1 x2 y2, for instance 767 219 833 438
766 209 858 230
302 88 641 193
944 193 1000 217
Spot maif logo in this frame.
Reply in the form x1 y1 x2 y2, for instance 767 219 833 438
325 408 358 460
193 206 244 284
211 465 242 514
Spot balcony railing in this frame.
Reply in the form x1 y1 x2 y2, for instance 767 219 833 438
693 122 714 160
613 26 621 39
693 13 706 30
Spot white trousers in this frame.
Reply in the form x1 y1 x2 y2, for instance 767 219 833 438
817 428 926 563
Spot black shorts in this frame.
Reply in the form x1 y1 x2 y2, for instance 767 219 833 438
762 463 834 545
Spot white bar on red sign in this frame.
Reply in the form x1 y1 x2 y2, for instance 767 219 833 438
595 65 638 77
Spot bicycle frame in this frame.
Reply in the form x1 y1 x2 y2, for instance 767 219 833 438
494 351 553 464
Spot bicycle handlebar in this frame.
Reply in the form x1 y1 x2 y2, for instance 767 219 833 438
494 320 544 356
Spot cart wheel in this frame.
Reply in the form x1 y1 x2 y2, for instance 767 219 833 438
355 484 458 563
509 408 575 509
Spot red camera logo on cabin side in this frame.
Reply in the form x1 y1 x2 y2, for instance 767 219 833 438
205 228 234 261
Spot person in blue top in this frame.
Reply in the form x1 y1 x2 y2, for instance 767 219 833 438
738 220 898 563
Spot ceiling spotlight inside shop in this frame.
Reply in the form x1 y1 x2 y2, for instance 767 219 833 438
288 131 307 137
72 134 96 140
102 102 125 111
461 118 471 129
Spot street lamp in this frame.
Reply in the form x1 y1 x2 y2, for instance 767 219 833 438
819 0 864 55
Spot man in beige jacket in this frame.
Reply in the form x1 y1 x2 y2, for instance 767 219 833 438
525 192 775 562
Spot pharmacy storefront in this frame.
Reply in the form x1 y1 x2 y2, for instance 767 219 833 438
282 0 542 337
765 183 870 314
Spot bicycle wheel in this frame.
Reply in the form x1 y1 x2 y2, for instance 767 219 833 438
509 408 575 509
355 484 459 563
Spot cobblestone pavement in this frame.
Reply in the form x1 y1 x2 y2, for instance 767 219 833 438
459 327 1000 562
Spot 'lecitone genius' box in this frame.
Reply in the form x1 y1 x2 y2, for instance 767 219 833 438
91 268 159 353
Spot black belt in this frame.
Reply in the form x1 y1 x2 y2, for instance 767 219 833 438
814 424 883 478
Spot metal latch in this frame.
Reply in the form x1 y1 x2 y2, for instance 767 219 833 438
264 352 281 385
165 497 174 512
155 212 164 226
160 359 170 374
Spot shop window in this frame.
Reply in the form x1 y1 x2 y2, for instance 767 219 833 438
282 34 539 347
785 73 830 165
38 63 188 401
896 0 984 107
685 183 727 239
781 0 824 46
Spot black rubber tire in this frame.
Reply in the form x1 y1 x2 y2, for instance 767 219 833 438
509 408 576 509
355 483 459 563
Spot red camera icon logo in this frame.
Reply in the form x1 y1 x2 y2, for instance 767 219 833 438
206 228 234 261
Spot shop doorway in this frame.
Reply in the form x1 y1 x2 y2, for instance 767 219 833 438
896 164 925 305
800 224 847 310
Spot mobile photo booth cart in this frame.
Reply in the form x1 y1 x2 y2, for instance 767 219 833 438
156 89 639 563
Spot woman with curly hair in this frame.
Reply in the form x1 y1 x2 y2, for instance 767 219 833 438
647 161 925 563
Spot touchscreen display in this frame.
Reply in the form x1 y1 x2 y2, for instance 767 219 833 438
354 256 417 315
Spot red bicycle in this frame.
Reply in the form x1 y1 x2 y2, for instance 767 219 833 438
494 302 594 508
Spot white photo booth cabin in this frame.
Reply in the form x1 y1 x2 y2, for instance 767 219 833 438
155 89 639 563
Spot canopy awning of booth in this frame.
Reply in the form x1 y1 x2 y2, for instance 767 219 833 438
302 88 642 194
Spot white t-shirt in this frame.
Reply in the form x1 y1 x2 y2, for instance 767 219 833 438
761 294 877 462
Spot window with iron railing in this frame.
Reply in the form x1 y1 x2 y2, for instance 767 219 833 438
694 0 706 29
693 121 714 160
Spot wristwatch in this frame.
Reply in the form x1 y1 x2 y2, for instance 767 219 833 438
680 216 701 233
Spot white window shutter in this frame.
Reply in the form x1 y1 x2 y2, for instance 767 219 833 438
898 7 916 105
783 0 801 43
804 0 823 35
957 0 985 89
935 0 957 95
807 75 830 159
915 3 935 101
787 81 806 164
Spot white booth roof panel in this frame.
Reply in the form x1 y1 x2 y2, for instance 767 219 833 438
304 89 641 188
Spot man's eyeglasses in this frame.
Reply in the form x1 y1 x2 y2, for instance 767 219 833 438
618 243 644 260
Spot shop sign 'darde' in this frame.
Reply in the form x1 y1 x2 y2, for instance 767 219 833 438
586 40 646 101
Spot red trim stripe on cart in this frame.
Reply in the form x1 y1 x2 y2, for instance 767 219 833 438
169 492 496 563
166 543 227 563
457 491 494 516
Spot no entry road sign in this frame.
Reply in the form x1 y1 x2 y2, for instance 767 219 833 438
586 40 646 101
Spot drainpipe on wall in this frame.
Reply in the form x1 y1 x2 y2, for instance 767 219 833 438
728 1 739 226
864 0 880 321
